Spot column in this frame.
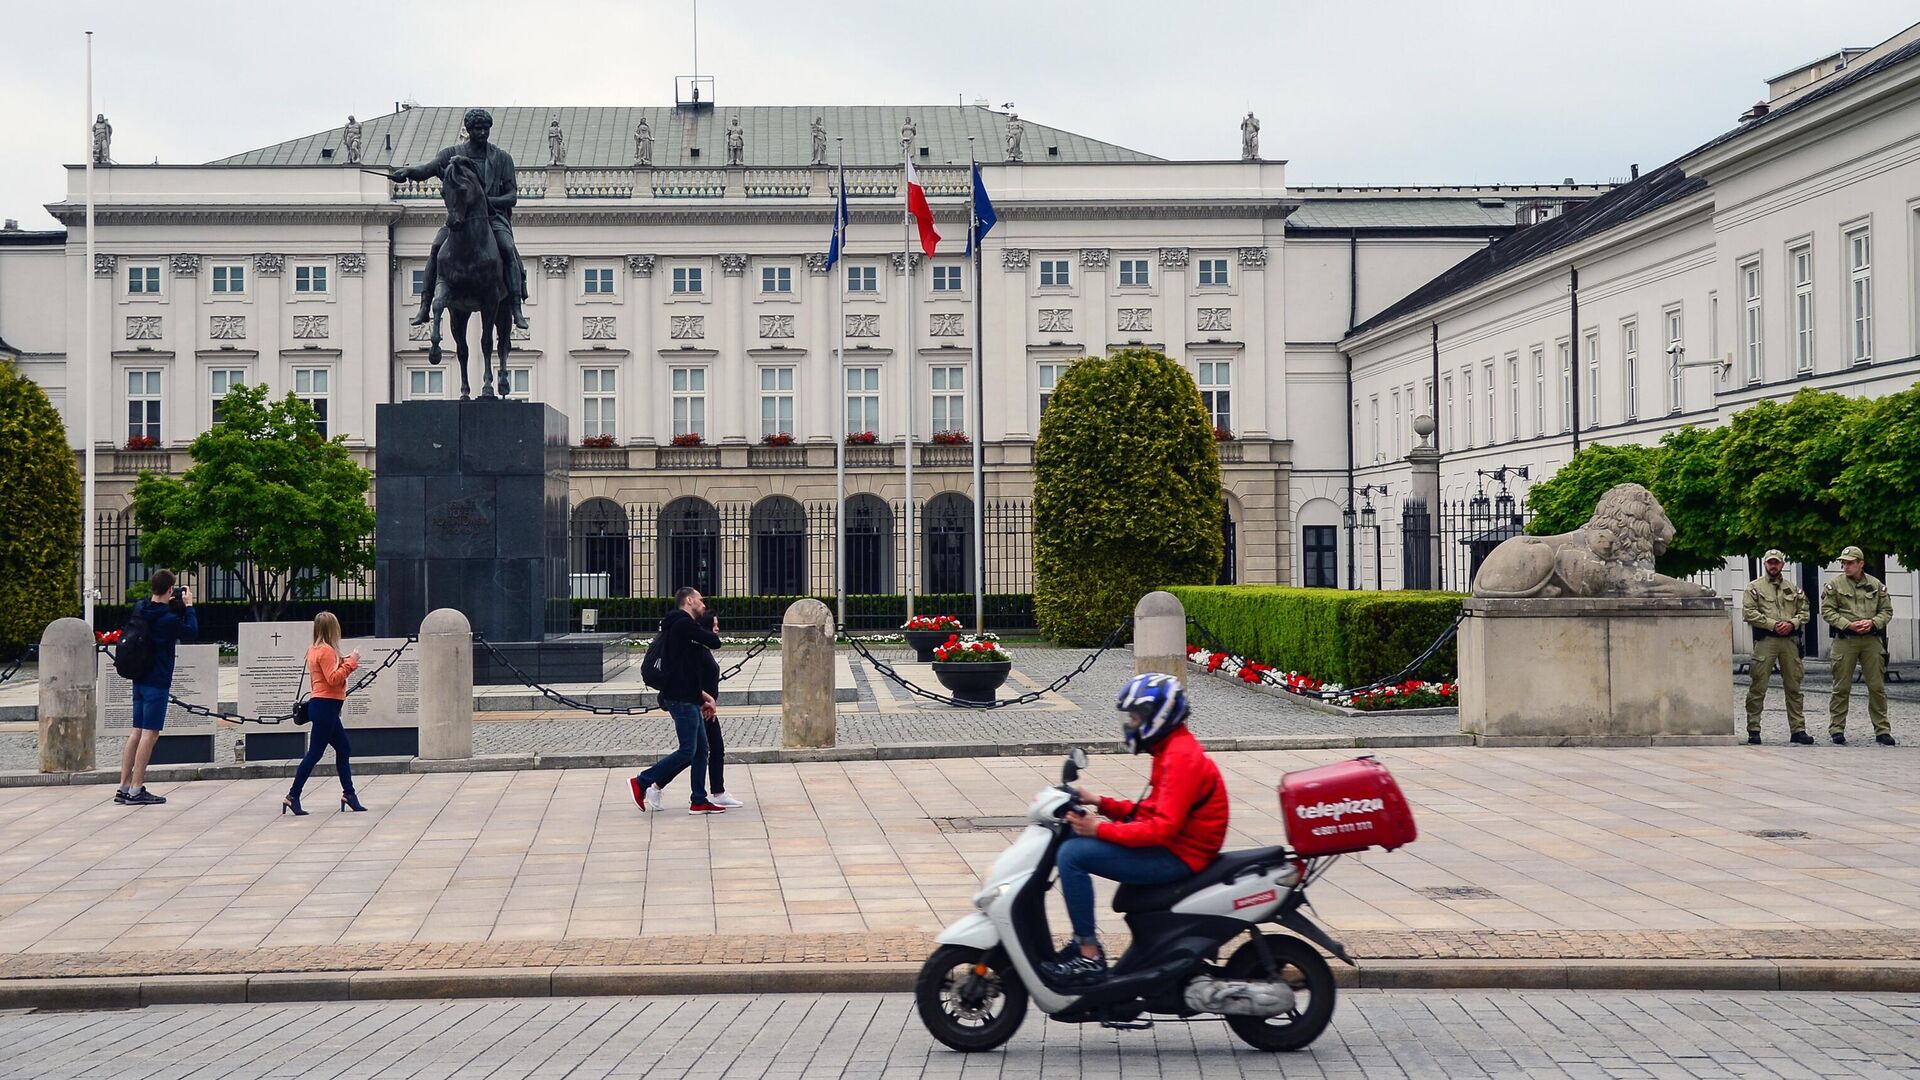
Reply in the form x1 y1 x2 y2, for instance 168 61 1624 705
624 255 655 444
719 254 748 442
1239 246 1271 439
998 250 1032 439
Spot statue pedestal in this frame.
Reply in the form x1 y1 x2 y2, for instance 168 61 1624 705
1459 597 1737 745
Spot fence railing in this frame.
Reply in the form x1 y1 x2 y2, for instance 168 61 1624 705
1400 497 1534 593
85 512 375 611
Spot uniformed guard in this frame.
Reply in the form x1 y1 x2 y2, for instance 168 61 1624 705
1743 549 1809 745
1820 545 1896 746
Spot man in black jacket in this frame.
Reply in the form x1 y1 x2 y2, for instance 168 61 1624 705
630 587 727 814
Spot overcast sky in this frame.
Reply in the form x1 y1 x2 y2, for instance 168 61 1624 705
3 1 1915 229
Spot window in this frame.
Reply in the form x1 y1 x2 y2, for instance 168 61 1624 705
584 268 614 295
408 368 444 399
1423 378 1434 419
672 266 703 294
759 366 794 438
1709 292 1720 359
1665 309 1683 413
127 265 160 295
410 268 426 297
293 264 328 294
1442 374 1454 446
1790 244 1813 374
1463 367 1474 447
503 367 531 400
1302 525 1338 589
1198 258 1229 287
1390 389 1402 457
931 265 962 292
1622 321 1638 421
1531 347 1545 436
845 366 880 435
846 265 877 293
1198 361 1231 432
1847 227 1872 364
1584 332 1600 428
1740 260 1762 383
585 367 619 441
209 368 245 427
1557 341 1572 434
1369 397 1380 460
761 265 793 294
212 265 245 294
1037 361 1068 415
1506 356 1519 442
294 367 330 439
1039 259 1071 287
930 365 965 433
1483 361 1496 443
668 367 702 440
127 370 162 441
1118 258 1150 287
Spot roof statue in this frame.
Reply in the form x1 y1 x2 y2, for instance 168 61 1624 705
92 114 112 165
1240 112 1260 161
634 116 653 166
810 116 827 166
1471 483 1713 598
900 115 917 160
547 116 566 167
1005 111 1024 162
342 116 363 165
725 116 745 166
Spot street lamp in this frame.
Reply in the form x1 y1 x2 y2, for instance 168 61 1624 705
1355 483 1387 590
1475 465 1532 525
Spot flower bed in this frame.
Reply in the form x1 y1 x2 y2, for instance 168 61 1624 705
1334 680 1456 711
1185 644 1457 713
933 633 1010 663
902 614 962 632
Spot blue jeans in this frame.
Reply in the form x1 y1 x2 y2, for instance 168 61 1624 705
1057 837 1192 942
636 699 707 806
130 683 169 731
289 697 353 801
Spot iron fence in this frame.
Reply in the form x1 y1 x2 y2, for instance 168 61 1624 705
1400 497 1534 592
86 512 375 609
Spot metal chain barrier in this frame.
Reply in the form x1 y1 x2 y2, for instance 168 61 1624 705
842 617 1132 710
1184 613 1464 702
0 646 36 686
471 623 779 716
161 637 418 725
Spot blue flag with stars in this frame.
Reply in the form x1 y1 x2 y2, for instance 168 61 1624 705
826 163 851 269
965 162 996 257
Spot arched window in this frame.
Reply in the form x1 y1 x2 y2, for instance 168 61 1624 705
1218 498 1237 585
924 492 974 595
843 494 893 595
749 496 806 596
571 498 630 598
658 497 720 596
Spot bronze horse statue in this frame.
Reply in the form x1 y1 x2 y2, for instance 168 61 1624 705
427 155 514 399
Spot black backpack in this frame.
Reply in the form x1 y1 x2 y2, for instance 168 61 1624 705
112 605 160 681
639 622 671 692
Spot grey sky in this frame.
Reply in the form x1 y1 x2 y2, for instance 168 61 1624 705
3 1 1915 229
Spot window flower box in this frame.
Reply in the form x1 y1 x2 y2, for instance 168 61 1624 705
670 432 705 448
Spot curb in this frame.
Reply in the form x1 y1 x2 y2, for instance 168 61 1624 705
3 959 1916 1010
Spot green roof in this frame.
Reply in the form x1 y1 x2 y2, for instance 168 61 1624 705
1288 199 1517 230
209 105 1161 169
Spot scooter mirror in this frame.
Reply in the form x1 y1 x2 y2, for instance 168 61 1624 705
1061 747 1088 785
1070 747 1089 769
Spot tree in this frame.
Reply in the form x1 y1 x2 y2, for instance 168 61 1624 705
0 361 81 651
132 384 373 620
1033 349 1223 645
1834 385 1920 567
1715 389 1857 564
1524 443 1659 536
1649 425 1735 576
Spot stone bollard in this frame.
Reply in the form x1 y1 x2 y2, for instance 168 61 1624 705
781 598 836 748
417 608 473 760
37 618 98 773
1133 591 1188 685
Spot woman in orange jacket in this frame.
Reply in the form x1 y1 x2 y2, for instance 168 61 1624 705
283 612 364 816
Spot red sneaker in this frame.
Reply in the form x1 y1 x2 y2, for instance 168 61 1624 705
630 776 646 809
689 801 728 815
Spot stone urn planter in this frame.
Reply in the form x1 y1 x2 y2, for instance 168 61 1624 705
931 660 1012 702
904 629 957 663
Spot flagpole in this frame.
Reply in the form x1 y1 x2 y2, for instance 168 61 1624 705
901 149 916 620
82 31 98 625
833 138 847 629
967 139 985 634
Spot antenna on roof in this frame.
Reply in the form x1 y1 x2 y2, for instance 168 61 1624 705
675 0 714 110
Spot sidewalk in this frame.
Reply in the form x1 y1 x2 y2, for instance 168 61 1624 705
0 743 1915 1000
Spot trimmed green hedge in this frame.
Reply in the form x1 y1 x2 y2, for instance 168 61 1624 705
1166 586 1464 686
91 599 375 642
572 593 1036 634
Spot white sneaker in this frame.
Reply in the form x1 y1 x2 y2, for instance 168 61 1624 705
710 792 743 808
644 784 662 812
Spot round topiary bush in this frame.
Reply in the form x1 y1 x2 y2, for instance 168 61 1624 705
1033 348 1223 645
0 360 81 651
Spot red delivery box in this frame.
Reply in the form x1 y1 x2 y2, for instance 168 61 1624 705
1279 756 1418 857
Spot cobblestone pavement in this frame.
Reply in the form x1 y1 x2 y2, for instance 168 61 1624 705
3 990 1917 1078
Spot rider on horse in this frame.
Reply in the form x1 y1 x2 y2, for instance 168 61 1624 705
390 107 530 330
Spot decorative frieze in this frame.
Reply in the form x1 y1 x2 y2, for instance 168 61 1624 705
170 254 200 276
541 255 571 277
759 314 795 339
337 253 367 275
1197 308 1232 332
1001 249 1030 272
889 252 923 272
626 254 655 276
1158 247 1190 269
407 323 431 341
669 315 705 339
209 315 246 340
803 253 831 275
1038 309 1073 333
253 254 284 275
292 314 329 339
511 324 530 341
1237 246 1268 270
125 316 162 340
1117 308 1153 332
1079 248 1111 270
93 254 117 276
930 313 964 336
845 313 879 338
583 316 617 340
720 253 749 276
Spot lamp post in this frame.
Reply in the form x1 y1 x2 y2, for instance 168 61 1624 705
1355 483 1387 590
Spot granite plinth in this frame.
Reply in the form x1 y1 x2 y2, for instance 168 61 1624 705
1458 596 1737 743
374 400 571 644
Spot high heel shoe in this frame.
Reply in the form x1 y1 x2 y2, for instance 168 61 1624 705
282 796 308 817
340 793 367 812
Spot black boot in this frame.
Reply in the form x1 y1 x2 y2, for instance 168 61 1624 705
1790 731 1814 745
409 301 433 326
512 298 529 330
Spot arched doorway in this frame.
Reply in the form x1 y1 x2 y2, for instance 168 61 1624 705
924 492 973 595
750 496 806 596
571 498 630 598
1217 497 1237 585
842 494 892 595
658 497 720 596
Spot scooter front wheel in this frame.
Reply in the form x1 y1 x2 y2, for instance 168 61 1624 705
915 944 1029 1052
1222 934 1337 1051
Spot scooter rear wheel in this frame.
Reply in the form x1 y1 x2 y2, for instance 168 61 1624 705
915 944 1029 1052
1221 934 1337 1051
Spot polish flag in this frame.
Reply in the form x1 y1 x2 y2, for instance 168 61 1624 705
905 162 941 256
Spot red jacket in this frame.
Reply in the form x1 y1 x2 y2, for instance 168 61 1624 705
1095 725 1228 872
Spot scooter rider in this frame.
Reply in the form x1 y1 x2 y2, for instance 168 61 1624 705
1043 673 1229 986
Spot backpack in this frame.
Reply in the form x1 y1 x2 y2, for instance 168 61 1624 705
112 605 160 681
639 623 671 692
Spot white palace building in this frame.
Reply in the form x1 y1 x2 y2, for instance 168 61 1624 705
1 23 1916 653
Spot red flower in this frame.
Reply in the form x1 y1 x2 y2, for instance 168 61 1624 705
1206 651 1226 673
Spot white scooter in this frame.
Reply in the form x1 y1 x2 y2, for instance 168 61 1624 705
916 749 1417 1053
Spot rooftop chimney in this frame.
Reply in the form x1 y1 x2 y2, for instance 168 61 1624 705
1739 100 1771 122
2 219 17 231
1629 163 1640 180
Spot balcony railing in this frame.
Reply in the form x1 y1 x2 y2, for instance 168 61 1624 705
747 446 807 468
1217 441 1244 463
395 165 972 203
113 450 170 474
565 169 635 198
745 169 811 198
569 448 628 470
919 444 973 468
653 169 727 198
657 446 722 469
845 445 895 468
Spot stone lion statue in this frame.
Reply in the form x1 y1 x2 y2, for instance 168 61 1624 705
1472 482 1712 598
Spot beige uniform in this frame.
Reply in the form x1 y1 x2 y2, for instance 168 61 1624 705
1821 571 1894 736
1743 575 1808 733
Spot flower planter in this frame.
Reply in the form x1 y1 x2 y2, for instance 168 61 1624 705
930 659 1011 703
904 628 957 663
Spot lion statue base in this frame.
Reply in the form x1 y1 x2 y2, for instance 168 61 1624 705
1472 482 1712 599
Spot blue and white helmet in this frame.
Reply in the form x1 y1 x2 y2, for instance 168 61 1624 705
1116 673 1188 754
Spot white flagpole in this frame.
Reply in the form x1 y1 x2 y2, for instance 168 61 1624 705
833 138 847 629
967 140 985 633
82 31 98 625
902 151 916 619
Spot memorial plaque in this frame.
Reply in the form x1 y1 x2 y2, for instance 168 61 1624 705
338 636 422 730
95 644 219 734
238 621 313 721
